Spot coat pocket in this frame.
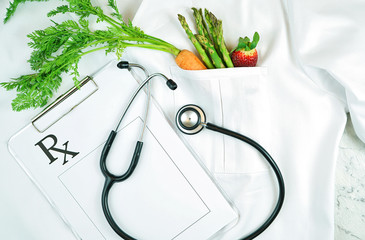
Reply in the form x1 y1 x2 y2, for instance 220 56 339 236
170 66 271 174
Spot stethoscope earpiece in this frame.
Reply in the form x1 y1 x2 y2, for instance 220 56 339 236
176 104 206 135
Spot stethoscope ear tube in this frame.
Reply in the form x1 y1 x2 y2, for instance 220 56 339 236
100 138 143 240
100 132 144 183
100 130 117 179
100 62 178 240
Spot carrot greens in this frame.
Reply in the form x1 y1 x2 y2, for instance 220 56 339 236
1 0 180 111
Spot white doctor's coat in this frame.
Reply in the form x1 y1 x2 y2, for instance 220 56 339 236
0 0 364 239
122 0 365 239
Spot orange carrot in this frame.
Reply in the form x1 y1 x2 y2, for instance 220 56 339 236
175 49 207 70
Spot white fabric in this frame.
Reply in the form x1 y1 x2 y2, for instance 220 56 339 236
289 0 365 143
0 0 364 239
122 0 365 239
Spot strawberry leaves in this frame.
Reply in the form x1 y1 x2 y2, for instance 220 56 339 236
234 32 260 52
251 32 260 49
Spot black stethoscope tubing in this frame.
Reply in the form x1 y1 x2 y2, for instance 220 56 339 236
100 132 142 240
101 122 285 240
100 62 285 240
100 62 177 240
175 104 285 240
205 122 285 240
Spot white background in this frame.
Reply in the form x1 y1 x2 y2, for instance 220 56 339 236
0 0 364 239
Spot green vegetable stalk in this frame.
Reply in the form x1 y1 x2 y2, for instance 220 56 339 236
178 8 233 69
191 8 210 43
177 14 214 69
215 20 234 68
1 0 182 111
196 35 225 68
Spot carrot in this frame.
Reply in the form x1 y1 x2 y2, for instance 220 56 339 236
175 49 207 70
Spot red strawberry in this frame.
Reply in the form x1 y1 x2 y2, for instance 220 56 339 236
230 32 260 67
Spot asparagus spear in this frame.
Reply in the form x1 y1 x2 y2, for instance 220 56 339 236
215 20 234 68
196 34 225 68
204 9 221 58
191 8 217 68
178 14 214 69
192 8 210 41
199 9 211 40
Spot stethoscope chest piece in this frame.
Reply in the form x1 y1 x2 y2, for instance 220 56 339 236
176 104 206 135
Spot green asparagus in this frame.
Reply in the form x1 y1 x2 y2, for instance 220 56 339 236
177 14 214 69
196 34 225 68
215 20 234 68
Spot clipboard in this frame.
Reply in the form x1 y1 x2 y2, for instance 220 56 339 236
7 60 238 240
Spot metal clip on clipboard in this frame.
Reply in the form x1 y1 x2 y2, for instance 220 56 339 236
31 76 99 133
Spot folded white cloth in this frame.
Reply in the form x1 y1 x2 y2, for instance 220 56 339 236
123 0 365 239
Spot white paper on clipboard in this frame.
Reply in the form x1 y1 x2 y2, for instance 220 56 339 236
7 60 238 240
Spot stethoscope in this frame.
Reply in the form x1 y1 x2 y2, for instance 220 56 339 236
100 61 285 240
